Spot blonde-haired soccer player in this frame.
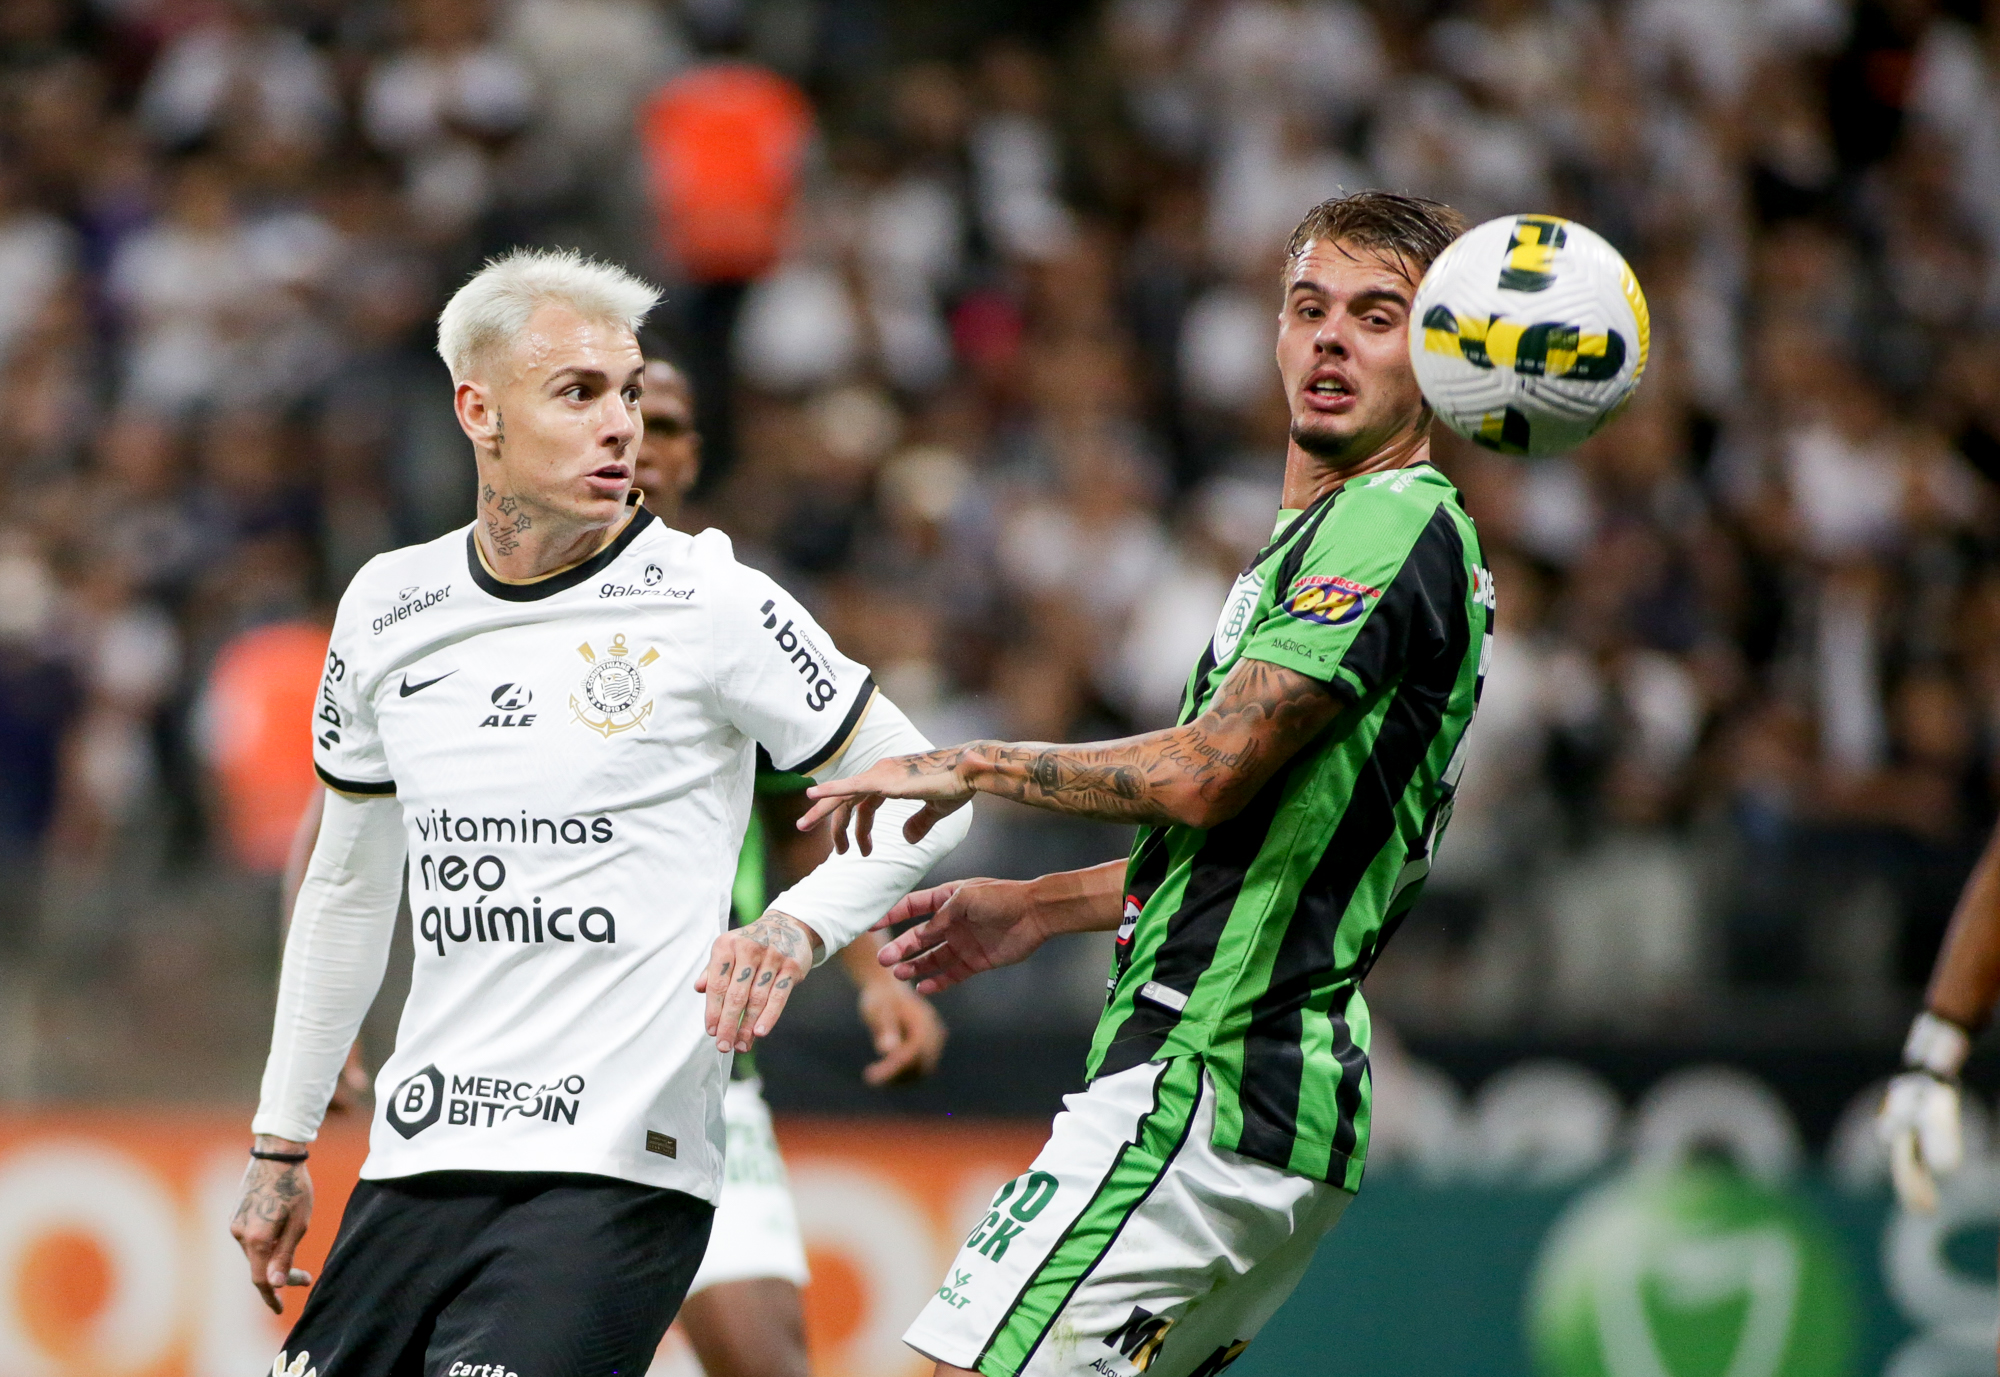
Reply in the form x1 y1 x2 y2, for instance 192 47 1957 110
232 249 967 1376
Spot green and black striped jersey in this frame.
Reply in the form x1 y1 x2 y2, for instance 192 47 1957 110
1088 462 1490 1190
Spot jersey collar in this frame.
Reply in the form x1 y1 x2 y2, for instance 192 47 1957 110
466 493 657 602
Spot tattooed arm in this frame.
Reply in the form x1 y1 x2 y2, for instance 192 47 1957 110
230 1135 315 1314
801 657 1347 848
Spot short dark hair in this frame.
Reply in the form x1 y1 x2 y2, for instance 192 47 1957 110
1282 191 1467 283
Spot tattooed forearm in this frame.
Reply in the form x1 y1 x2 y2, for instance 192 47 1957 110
947 658 1343 827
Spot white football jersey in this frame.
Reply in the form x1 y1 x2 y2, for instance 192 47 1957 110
313 496 875 1200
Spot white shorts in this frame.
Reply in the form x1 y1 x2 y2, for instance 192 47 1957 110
904 1058 1351 1377
686 1077 811 1294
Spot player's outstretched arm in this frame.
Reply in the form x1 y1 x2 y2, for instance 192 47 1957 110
1879 817 2000 1210
1923 818 2000 1031
801 657 1345 849
873 860 1126 995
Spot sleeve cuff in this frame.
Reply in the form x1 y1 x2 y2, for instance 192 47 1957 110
315 763 396 797
788 676 877 776
250 1113 322 1143
787 912 840 967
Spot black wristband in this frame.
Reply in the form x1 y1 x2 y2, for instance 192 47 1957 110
251 1148 309 1163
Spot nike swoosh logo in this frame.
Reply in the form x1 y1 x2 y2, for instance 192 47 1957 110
398 670 456 697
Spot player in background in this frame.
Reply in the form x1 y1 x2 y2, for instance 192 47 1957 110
1879 817 2000 1223
231 249 968 1377
635 354 948 1377
804 193 1487 1377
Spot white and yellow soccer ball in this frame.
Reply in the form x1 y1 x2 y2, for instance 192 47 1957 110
1410 214 1649 457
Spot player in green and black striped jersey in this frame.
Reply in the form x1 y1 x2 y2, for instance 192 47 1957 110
806 191 1489 1377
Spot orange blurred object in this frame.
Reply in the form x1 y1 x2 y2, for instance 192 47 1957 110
639 63 814 283
202 620 329 874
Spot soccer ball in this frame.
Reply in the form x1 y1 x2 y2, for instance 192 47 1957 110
1410 214 1650 458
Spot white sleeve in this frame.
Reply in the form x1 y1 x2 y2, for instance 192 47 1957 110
313 570 396 797
251 790 407 1142
766 694 972 962
709 554 877 775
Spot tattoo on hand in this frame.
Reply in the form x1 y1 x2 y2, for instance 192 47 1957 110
234 1161 304 1229
743 913 811 968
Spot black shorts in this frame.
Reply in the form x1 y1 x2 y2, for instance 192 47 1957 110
279 1171 713 1377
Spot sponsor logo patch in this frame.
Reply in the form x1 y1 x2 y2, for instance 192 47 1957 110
761 599 840 711
392 1068 590 1130
1281 574 1380 627
480 682 535 728
372 584 451 635
385 1064 445 1138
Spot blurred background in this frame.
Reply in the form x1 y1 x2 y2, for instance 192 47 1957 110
0 0 1997 1372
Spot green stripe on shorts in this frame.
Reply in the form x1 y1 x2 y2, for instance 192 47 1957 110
978 1058 1206 1377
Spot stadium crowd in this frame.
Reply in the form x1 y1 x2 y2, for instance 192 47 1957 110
0 0 1995 1081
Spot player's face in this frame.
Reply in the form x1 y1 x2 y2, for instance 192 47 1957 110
634 363 700 502
477 303 644 525
1276 239 1428 465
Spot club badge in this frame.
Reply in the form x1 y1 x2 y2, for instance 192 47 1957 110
571 633 658 737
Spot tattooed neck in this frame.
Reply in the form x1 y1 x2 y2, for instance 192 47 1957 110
480 481 534 558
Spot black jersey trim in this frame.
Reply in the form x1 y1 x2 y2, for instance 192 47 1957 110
1233 506 1470 1173
465 498 656 603
315 763 397 796
787 675 878 776
1096 753 1306 1079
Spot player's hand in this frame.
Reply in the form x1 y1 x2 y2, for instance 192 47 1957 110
874 878 1050 995
857 977 948 1085
230 1139 315 1314
1879 1071 1964 1212
699 911 820 1053
799 746 987 855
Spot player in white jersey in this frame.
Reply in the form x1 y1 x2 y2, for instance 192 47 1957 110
636 355 949 1377
230 249 969 1377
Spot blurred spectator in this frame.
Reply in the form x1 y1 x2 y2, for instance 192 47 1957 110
0 0 1996 1052
640 37 812 485
362 0 534 239
195 619 327 875
137 0 338 158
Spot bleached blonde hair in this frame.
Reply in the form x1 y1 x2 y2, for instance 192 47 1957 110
436 248 662 383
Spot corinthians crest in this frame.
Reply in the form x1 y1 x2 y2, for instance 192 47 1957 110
571 633 658 737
